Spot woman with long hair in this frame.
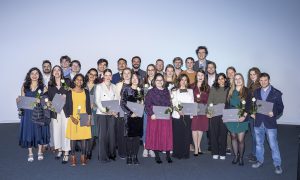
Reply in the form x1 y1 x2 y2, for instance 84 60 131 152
164 64 176 91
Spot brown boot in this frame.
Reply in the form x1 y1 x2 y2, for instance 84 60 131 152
80 155 87 166
70 155 76 166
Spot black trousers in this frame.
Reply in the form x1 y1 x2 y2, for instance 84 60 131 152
172 115 191 159
210 116 228 156
116 117 127 157
97 114 116 161
126 137 140 156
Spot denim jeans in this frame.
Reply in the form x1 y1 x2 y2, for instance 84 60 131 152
249 117 256 156
254 123 281 167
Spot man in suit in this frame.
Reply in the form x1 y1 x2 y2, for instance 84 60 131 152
193 46 213 72
112 58 127 84
251 73 284 174
131 56 146 81
97 58 108 83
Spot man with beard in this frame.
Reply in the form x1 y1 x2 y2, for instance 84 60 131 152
173 57 183 76
131 56 146 81
42 60 52 87
112 58 127 84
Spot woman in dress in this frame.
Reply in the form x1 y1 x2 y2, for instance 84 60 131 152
142 64 156 158
95 69 118 162
18 67 50 162
207 73 229 160
145 73 173 163
171 74 194 159
115 68 132 159
225 73 249 166
120 73 144 164
191 70 210 155
246 67 261 162
47 65 71 163
85 68 98 160
65 73 92 166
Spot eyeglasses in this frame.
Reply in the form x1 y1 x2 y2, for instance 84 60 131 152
89 73 97 77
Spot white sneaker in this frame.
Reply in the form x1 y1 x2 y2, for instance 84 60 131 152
149 150 155 157
220 156 226 160
212 155 219 159
142 149 148 157
28 154 34 162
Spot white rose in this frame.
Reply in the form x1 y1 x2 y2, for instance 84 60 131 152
78 106 81 110
38 89 42 94
45 98 49 102
209 103 213 107
137 87 141 91
196 94 200 98
170 94 174 99
242 100 246 105
252 97 256 102
61 79 65 83
144 84 149 88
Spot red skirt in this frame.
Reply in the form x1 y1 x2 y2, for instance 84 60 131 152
145 116 173 151
191 115 208 131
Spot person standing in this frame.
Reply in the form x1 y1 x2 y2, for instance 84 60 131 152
132 56 146 81
112 58 127 84
193 46 213 72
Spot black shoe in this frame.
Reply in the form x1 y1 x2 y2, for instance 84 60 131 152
239 158 244 166
126 156 132 165
198 152 203 155
155 156 162 164
166 156 173 163
87 152 92 160
194 154 198 156
109 156 116 161
133 155 140 165
232 156 239 164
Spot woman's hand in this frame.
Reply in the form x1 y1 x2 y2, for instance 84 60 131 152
151 114 156 120
206 114 212 118
250 114 256 119
70 116 79 125
239 116 246 122
179 111 184 116
131 113 137 118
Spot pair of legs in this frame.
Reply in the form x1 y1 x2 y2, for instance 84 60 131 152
70 140 87 166
192 131 203 154
28 145 44 162
154 150 172 164
210 116 227 158
230 132 246 165
126 137 140 164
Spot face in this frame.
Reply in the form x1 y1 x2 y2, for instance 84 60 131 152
71 62 80 73
88 70 97 82
30 70 39 81
131 74 139 86
217 75 226 87
250 70 258 82
52 67 62 78
179 76 188 88
196 72 205 82
173 60 182 69
74 75 83 88
98 62 107 73
61 59 70 69
156 61 164 72
118 60 127 71
197 49 207 60
186 59 194 70
259 76 270 88
234 75 243 87
132 58 141 69
43 63 51 74
227 69 235 80
122 69 132 81
207 64 216 75
147 66 155 78
155 76 164 88
104 71 112 82
166 67 174 77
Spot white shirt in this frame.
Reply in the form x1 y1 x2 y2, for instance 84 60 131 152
171 89 194 119
95 82 117 115
208 74 216 87
43 74 51 87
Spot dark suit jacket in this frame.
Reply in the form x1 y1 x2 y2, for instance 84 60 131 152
133 69 146 81
65 89 92 118
253 86 284 129
112 72 122 84
193 59 213 72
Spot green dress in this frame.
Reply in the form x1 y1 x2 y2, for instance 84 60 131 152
225 90 249 133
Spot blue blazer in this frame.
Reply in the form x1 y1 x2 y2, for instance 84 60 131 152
253 86 284 129
112 72 122 84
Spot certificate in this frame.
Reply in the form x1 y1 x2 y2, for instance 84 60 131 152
208 103 225 117
181 103 198 115
127 101 145 117
256 100 274 115
79 113 94 126
16 96 37 110
101 100 120 113
52 94 66 113
222 109 239 122
153 106 171 120
197 104 207 115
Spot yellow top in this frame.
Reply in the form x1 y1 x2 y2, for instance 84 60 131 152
66 90 91 140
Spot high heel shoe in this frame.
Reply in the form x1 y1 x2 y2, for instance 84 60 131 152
62 155 69 164
232 156 239 164
239 157 244 166
133 155 140 165
155 156 162 164
55 151 63 160
126 155 132 165
166 156 173 163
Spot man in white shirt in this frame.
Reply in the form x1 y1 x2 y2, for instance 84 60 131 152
42 60 52 87
207 62 217 87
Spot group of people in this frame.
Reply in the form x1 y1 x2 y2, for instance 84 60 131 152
17 46 284 174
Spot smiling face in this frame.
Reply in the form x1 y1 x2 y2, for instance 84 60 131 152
156 60 164 72
250 70 258 82
166 67 174 78
259 76 270 88
132 58 141 69
61 59 70 69
71 62 80 73
88 69 97 82
147 66 156 78
154 75 164 89
131 74 139 86
30 70 40 82
234 74 244 87
97 62 107 73
74 75 83 88
179 76 188 88
226 69 235 80
185 58 194 70
122 69 132 81
217 75 226 87
43 63 51 74
52 66 62 78
118 60 127 71
174 59 182 69
197 49 207 60
207 64 216 75
196 71 205 83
